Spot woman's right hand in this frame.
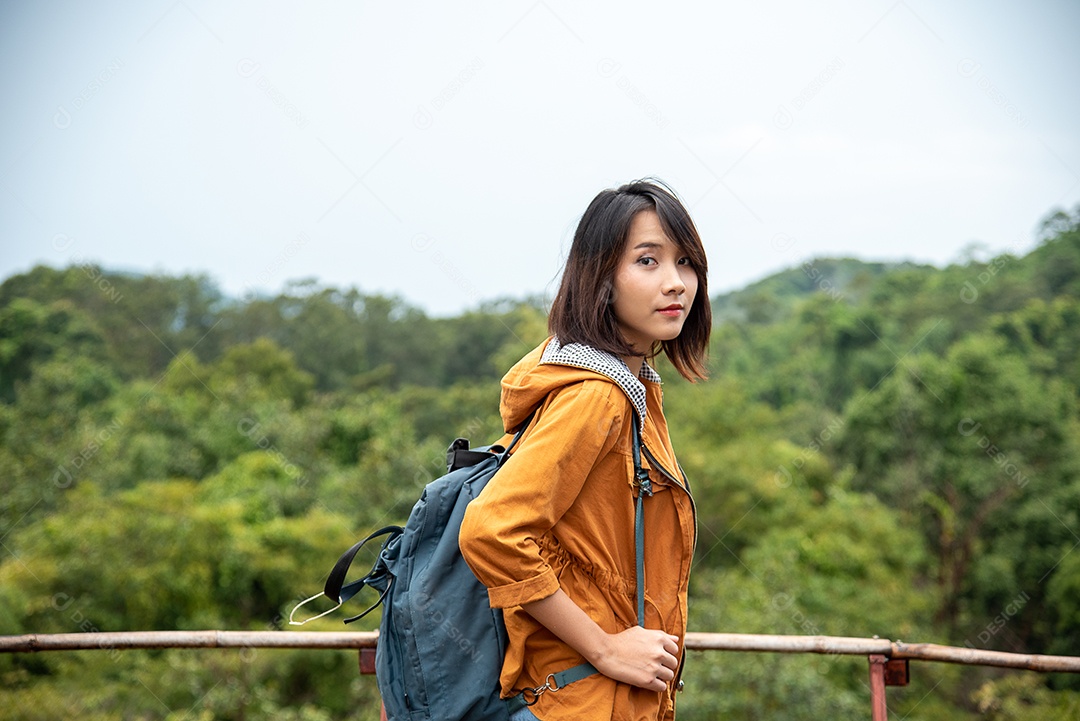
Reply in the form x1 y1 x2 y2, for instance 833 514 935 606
519 589 680 692
591 625 680 692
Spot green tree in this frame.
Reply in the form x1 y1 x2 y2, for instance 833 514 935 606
838 334 1079 645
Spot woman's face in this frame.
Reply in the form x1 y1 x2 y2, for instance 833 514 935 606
610 210 699 355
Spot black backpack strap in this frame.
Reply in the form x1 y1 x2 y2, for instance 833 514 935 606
288 525 402 626
503 410 536 455
325 525 403 603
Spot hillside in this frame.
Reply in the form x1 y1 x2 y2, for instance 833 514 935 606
711 257 935 323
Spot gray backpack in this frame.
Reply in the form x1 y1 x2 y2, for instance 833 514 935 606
295 417 650 720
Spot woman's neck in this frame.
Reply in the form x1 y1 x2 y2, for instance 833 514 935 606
620 354 644 378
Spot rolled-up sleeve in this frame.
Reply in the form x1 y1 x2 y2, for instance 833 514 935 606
459 381 625 609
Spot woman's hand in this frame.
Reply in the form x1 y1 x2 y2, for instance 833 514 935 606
520 589 680 693
591 625 679 692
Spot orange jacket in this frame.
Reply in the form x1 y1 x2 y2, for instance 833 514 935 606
460 338 696 721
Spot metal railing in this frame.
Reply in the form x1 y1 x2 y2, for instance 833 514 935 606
3 630 1079 720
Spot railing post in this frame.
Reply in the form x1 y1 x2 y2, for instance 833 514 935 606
358 648 387 721
869 654 888 721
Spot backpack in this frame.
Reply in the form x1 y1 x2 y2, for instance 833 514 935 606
291 414 652 721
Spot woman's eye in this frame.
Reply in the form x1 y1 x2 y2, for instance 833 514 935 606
678 257 693 266
637 256 657 266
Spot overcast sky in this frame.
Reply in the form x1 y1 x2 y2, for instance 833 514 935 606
2 1 1077 315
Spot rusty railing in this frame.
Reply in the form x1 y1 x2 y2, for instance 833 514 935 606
3 630 1079 720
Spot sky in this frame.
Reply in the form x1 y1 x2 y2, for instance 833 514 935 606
1 0 1078 316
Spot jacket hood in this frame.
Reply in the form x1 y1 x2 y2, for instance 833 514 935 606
500 336 660 432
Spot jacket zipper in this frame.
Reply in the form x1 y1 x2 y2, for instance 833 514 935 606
640 444 698 554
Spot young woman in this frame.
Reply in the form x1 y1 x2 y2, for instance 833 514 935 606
459 179 710 721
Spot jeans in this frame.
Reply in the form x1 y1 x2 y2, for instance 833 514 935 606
509 705 542 721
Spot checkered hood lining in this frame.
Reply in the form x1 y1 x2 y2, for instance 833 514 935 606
540 336 660 428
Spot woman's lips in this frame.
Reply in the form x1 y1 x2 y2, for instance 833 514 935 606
658 306 683 317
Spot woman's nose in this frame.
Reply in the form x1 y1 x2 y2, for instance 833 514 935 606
663 265 686 294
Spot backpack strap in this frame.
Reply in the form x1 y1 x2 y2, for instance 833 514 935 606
288 525 402 626
505 661 600 713
630 416 652 627
506 413 651 711
325 525 401 605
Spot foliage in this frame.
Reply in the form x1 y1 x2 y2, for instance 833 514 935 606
1 204 1078 717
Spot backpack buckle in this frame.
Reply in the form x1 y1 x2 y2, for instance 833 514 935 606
634 467 653 497
516 673 562 706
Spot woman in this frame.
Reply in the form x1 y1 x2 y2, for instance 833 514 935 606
460 179 710 721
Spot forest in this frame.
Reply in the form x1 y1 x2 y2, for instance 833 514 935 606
1 206 1079 720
